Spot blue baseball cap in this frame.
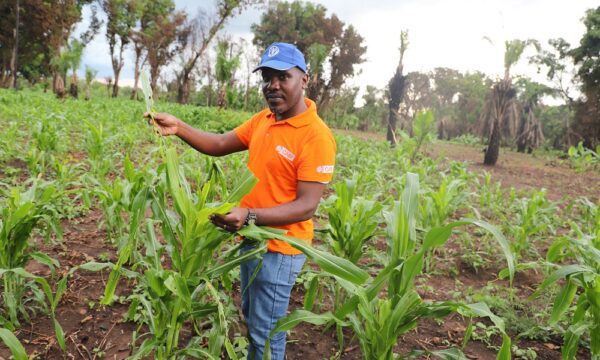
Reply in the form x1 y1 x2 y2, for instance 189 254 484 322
253 42 307 73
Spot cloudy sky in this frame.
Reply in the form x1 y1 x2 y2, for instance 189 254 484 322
77 0 596 99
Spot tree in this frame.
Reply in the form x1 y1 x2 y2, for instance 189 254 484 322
50 45 73 98
530 38 579 148
530 7 600 149
393 68 491 140
129 29 144 100
102 0 139 97
571 6 600 148
453 72 492 138
357 85 386 131
84 65 97 100
175 1 259 104
515 79 553 153
50 39 84 99
0 0 98 89
251 1 366 109
481 39 539 165
386 30 409 145
138 0 187 92
46 1 99 95
321 86 359 129
401 71 433 134
67 39 84 98
9 0 20 88
238 38 260 111
214 38 241 109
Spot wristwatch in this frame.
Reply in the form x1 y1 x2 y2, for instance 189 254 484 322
245 209 257 226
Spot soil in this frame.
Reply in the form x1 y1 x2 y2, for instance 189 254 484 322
1 137 598 360
338 129 600 202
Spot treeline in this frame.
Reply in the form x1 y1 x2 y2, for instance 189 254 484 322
0 1 598 155
0 0 365 105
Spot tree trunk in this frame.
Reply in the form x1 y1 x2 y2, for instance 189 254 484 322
70 71 78 98
131 69 139 100
484 121 501 165
130 46 142 100
112 66 121 98
516 113 527 153
70 82 78 98
244 70 250 111
55 74 65 99
150 65 159 94
177 70 192 104
10 0 20 89
217 84 227 108
386 109 398 145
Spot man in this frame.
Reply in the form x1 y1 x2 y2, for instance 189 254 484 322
149 42 336 359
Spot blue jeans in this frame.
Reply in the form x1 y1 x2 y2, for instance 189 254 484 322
240 247 306 360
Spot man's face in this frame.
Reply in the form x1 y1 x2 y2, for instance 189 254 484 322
261 67 308 120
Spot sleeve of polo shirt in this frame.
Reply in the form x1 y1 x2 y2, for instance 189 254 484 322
233 116 255 147
297 133 337 183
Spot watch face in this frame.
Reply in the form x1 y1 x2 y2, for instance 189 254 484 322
246 211 257 225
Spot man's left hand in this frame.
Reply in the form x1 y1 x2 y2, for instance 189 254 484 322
210 207 248 232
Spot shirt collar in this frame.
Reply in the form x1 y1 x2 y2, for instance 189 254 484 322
268 98 316 128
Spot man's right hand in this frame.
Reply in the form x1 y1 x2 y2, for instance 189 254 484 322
143 112 247 157
145 112 180 136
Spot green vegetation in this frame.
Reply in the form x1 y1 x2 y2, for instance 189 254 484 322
0 88 598 358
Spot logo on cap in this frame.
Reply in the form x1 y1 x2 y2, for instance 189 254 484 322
267 46 280 57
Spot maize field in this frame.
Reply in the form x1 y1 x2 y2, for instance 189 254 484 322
0 88 599 359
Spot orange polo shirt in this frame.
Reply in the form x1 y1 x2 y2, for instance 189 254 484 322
234 98 336 255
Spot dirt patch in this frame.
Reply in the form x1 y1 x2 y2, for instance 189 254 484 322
335 129 600 202
428 142 599 202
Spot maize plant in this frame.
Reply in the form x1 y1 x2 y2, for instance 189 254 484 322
0 328 27 360
0 120 22 165
90 156 153 248
572 197 599 237
320 176 383 264
314 176 383 348
92 146 263 359
83 119 115 177
568 142 600 172
477 172 504 213
533 219 600 359
24 117 63 176
0 181 63 327
420 175 469 229
269 173 515 360
509 189 556 259
0 181 68 352
50 156 90 219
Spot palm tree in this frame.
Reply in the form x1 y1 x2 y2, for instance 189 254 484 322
215 39 240 109
515 79 553 153
480 39 539 165
84 66 97 101
68 40 84 98
386 31 409 145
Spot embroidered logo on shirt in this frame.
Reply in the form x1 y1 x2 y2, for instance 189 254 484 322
316 165 334 174
276 145 295 161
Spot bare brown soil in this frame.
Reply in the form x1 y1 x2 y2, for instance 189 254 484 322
1 137 597 360
338 129 600 202
427 142 599 202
